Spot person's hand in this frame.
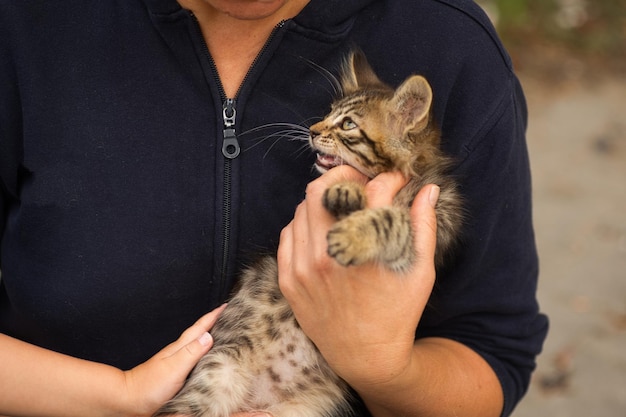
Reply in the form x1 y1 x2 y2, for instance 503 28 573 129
121 304 226 416
277 165 440 392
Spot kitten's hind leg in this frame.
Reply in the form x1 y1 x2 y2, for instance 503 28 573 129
322 181 366 219
326 207 414 272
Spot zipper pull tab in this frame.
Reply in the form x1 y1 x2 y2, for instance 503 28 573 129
222 99 240 159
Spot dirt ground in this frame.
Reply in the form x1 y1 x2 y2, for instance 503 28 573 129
510 69 626 416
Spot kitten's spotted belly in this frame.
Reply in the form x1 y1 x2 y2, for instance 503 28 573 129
249 324 322 406
164 257 351 417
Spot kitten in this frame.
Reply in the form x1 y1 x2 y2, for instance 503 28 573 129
310 51 462 271
155 51 462 417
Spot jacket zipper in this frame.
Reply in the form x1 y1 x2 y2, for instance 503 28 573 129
219 98 237 292
189 13 285 289
222 99 240 159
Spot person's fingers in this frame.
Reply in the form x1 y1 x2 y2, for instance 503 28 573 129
122 305 229 414
299 165 367 259
363 171 407 208
277 202 319 302
156 330 214 384
410 184 439 267
305 165 367 203
158 304 226 358
277 219 294 270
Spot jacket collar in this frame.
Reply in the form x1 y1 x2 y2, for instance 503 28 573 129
141 0 183 15
141 0 377 26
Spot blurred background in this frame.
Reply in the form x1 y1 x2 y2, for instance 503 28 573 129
475 1 626 416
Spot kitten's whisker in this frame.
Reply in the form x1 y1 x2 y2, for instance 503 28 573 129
299 56 342 98
292 142 315 159
242 126 310 154
260 131 313 159
262 137 284 159
301 116 323 127
239 122 310 136
261 130 309 145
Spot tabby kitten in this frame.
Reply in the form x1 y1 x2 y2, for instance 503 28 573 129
155 51 462 417
310 51 462 271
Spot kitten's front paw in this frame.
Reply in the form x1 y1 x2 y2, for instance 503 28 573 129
326 210 382 267
323 182 366 219
327 224 370 267
326 208 415 272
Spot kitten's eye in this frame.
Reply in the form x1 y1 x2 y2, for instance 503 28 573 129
341 118 358 131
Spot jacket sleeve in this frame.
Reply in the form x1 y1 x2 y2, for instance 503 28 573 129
417 70 548 417
0 17 23 265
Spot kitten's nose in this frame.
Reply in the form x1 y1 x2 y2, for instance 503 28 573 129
310 129 320 139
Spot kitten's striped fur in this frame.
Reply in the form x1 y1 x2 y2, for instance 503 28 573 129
155 51 462 417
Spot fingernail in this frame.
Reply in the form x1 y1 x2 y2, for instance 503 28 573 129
429 185 440 208
198 332 213 346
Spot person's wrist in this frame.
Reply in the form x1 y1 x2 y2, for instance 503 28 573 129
351 346 420 417
117 366 157 417
77 360 141 417
347 340 416 397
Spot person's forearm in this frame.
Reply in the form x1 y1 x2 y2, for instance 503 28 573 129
356 337 504 417
0 306 223 417
0 333 130 417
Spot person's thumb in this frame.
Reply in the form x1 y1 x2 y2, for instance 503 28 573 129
122 331 214 414
410 184 439 267
166 331 213 379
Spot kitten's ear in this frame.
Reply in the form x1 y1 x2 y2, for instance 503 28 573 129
340 50 383 94
389 75 433 133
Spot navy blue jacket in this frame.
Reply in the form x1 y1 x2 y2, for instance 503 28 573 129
0 0 548 415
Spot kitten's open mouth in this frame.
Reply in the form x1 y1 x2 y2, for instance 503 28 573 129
315 152 344 172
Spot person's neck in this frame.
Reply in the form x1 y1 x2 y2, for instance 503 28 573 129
178 0 309 97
